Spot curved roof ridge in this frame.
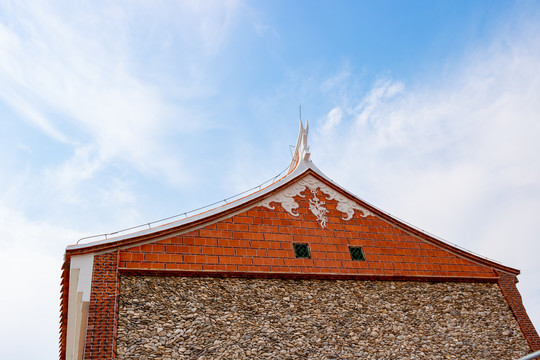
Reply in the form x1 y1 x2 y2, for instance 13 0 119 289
65 122 519 275
301 170 518 275
68 122 313 250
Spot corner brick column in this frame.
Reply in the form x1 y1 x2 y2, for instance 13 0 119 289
498 272 540 351
83 251 119 359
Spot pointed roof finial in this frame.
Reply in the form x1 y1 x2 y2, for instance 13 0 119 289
288 116 311 173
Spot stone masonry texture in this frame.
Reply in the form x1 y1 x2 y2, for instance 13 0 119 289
117 275 531 360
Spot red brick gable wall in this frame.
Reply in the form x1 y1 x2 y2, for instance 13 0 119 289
119 189 496 279
62 174 540 359
83 252 119 360
498 272 540 351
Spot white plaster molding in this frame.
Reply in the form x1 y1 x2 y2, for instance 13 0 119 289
66 254 94 360
71 254 94 301
324 186 373 221
260 182 305 216
260 175 372 225
308 189 329 228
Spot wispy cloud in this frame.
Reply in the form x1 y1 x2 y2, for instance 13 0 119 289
0 0 254 235
0 3 247 355
0 2 161 177
313 16 540 326
181 0 241 56
1 2 539 358
320 106 343 135
0 1 244 192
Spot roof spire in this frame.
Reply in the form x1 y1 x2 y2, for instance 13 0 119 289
288 116 311 172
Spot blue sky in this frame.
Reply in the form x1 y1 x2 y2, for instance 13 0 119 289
1 1 540 358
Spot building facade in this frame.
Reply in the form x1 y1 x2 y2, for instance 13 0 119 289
60 122 540 359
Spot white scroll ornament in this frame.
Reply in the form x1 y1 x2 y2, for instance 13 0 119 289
260 175 372 227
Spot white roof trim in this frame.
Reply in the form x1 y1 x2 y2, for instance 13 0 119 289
64 122 506 269
67 121 321 251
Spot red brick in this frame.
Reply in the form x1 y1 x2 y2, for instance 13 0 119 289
187 246 201 254
116 195 504 287
118 252 131 262
84 252 118 359
158 254 170 262
152 244 165 253
139 244 152 252
268 249 289 258
145 253 159 262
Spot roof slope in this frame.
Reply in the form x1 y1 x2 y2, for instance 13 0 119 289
64 120 518 276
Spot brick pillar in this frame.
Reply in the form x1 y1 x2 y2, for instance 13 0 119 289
498 272 540 351
83 251 119 359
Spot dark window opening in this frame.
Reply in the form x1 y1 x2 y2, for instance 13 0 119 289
293 243 311 258
349 246 365 261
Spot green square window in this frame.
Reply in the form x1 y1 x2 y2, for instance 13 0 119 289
349 246 365 261
293 243 311 258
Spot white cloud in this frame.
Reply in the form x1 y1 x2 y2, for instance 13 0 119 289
0 249 61 359
0 0 258 241
0 204 80 359
313 18 540 329
0 0 245 196
0 1 165 177
182 0 241 55
353 79 405 127
320 106 343 135
1 2 539 358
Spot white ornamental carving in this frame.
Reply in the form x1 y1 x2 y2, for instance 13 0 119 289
308 188 329 228
260 175 372 227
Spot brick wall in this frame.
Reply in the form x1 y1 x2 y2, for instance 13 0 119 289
498 272 540 351
119 191 496 279
83 251 119 360
59 264 69 360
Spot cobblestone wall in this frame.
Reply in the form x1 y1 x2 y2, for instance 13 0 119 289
117 275 530 360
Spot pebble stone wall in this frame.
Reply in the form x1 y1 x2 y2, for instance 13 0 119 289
117 275 530 360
